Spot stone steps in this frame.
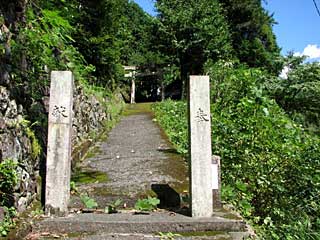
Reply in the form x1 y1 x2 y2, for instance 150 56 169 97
61 232 250 240
32 211 250 240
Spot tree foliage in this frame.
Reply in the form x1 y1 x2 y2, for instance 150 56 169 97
155 0 233 97
71 0 125 87
12 7 91 100
1 0 283 96
118 1 157 66
218 0 282 74
266 55 320 133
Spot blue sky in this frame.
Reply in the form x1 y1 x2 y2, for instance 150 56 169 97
133 0 156 16
133 0 320 61
264 0 320 61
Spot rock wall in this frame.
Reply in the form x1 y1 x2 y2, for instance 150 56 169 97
0 86 37 212
71 86 124 163
0 84 124 212
73 86 107 144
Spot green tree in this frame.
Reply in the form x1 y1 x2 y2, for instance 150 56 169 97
218 0 282 74
266 54 320 133
0 0 28 87
118 1 156 66
72 0 160 88
71 0 127 87
155 0 232 98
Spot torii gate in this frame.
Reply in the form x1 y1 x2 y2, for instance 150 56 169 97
124 66 164 103
124 66 137 104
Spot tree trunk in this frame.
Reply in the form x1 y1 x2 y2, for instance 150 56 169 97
161 79 165 101
180 62 189 100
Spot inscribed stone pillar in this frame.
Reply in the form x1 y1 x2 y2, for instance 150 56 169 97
45 71 73 215
188 75 213 218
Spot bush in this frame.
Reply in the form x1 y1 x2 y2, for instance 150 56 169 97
0 207 16 237
153 100 188 155
0 159 18 206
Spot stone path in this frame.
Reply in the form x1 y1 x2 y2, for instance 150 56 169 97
70 103 189 209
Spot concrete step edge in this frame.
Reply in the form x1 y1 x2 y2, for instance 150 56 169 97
33 219 247 235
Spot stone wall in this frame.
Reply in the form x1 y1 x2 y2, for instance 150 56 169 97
0 84 124 212
73 86 108 144
71 86 124 164
0 86 37 212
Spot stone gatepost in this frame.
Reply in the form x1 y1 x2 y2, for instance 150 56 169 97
45 71 73 215
188 75 213 218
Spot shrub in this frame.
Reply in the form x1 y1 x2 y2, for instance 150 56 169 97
0 159 18 206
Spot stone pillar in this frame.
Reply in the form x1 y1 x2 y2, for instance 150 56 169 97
188 75 213 218
130 72 136 104
45 71 73 216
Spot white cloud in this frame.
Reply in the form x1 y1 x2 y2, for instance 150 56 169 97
294 44 320 59
303 44 320 59
279 66 290 79
293 52 302 57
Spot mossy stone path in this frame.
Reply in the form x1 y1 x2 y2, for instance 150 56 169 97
70 103 189 209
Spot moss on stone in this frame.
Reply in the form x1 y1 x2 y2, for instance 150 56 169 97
222 213 242 220
20 119 42 160
71 169 108 184
177 231 230 238
91 186 113 196
122 103 153 116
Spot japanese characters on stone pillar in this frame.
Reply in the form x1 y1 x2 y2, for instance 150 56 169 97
188 75 213 218
45 71 73 216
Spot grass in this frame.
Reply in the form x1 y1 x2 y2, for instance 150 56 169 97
122 103 153 116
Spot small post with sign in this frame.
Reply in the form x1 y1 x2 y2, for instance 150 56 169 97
212 155 222 209
188 75 213 218
45 71 73 216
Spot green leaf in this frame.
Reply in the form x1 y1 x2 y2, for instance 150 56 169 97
134 197 160 211
85 198 98 209
114 199 123 207
80 194 98 209
235 181 247 192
